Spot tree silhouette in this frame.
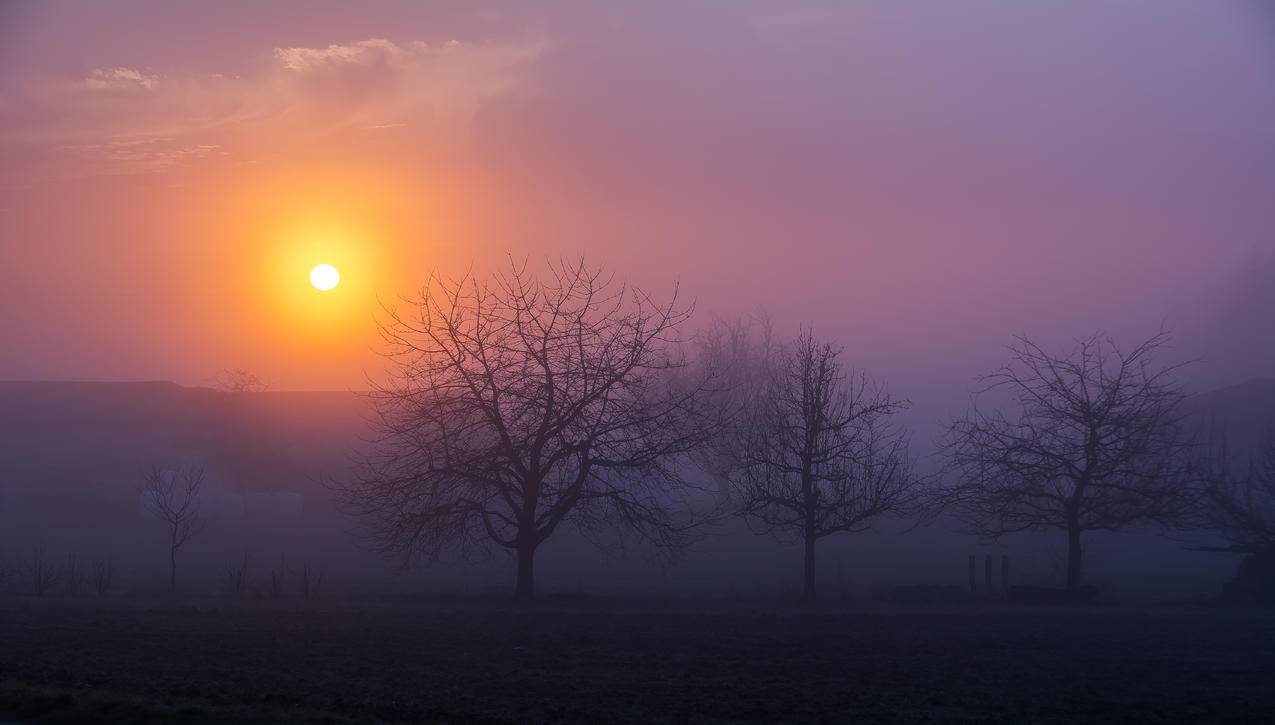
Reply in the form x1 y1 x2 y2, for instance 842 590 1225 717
215 368 268 393
337 259 718 598
942 332 1195 592
1198 429 1275 554
692 312 776 497
718 328 920 600
1195 430 1275 604
140 465 205 593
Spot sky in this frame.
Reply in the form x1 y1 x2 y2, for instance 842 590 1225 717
1 0 1273 411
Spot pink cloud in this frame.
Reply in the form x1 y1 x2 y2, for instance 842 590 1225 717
274 38 431 72
82 66 159 92
1 35 546 181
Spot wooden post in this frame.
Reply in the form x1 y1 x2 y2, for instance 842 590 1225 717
985 554 993 594
1001 554 1010 592
968 555 976 593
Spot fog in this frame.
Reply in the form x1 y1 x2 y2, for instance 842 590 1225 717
3 2 1275 722
1 375 1265 601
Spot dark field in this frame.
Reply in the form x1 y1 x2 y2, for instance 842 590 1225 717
2 602 1273 724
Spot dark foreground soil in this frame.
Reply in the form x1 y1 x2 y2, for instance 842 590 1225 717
1 602 1273 724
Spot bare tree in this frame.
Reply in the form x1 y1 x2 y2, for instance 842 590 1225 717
942 332 1195 593
1197 429 1275 554
301 562 324 600
63 549 84 597
20 545 59 597
140 465 205 593
693 313 777 496
224 554 250 599
1195 430 1275 604
93 557 114 598
337 259 718 598
269 554 287 598
215 368 268 393
721 329 920 600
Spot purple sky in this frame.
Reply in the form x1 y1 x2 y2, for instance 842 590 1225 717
1 1 1273 410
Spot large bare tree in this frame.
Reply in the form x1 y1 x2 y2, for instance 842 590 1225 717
140 465 205 593
721 328 919 600
338 259 718 598
943 332 1195 593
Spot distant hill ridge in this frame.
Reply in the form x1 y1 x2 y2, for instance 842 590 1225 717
0 380 365 425
1 376 1270 427
0 381 371 514
1183 378 1275 446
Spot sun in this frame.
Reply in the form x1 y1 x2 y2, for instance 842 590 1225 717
310 263 340 291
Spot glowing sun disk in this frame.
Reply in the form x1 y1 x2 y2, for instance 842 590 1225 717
310 263 340 291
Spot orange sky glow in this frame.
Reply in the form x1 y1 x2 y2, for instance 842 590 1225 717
2 1 1273 398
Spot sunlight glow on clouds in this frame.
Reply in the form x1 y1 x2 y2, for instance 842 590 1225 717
1 34 546 181
274 38 444 72
82 67 159 92
56 139 224 175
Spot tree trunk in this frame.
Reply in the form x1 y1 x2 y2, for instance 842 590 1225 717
169 546 177 594
802 536 817 601
515 543 536 600
1066 525 1083 593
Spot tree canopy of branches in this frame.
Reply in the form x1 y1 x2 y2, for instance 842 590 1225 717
140 464 205 593
1198 429 1275 555
692 312 776 496
215 368 268 393
718 328 919 600
943 332 1195 592
338 259 718 598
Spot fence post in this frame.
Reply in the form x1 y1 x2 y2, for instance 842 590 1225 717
968 554 977 593
985 554 993 594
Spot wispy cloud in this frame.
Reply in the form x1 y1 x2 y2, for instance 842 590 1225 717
1 34 547 181
269 36 546 120
82 67 159 92
275 38 438 72
55 138 225 175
